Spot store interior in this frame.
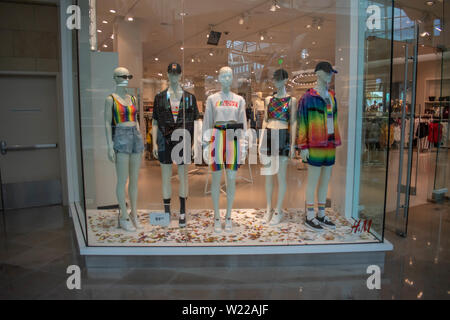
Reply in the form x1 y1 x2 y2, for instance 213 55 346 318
78 0 449 246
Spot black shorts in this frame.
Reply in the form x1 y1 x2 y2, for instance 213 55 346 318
157 132 191 165
260 128 290 157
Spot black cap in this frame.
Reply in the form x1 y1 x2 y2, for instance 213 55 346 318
314 61 338 74
167 62 182 74
273 68 289 81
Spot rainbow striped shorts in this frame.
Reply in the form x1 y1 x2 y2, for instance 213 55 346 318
209 124 241 172
308 141 336 167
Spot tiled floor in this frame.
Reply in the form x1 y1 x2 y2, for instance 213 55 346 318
0 200 449 299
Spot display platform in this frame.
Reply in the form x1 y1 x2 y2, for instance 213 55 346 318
86 208 377 247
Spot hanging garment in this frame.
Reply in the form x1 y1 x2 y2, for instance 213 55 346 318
427 122 443 144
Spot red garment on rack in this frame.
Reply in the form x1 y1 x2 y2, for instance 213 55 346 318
427 122 442 144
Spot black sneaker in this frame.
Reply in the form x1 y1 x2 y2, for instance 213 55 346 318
305 218 324 232
316 215 336 229
179 214 186 228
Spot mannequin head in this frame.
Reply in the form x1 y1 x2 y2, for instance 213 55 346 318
256 92 263 99
273 69 288 90
167 62 182 89
314 61 337 87
113 67 133 87
218 66 233 92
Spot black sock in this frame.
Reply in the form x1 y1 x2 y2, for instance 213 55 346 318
180 197 186 215
163 198 171 215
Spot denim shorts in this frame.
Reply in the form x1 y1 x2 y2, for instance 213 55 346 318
113 126 144 154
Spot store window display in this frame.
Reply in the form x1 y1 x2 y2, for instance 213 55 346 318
297 62 341 232
203 66 247 233
152 63 200 228
259 69 297 226
104 67 144 232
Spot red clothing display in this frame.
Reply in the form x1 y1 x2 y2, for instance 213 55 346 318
427 122 442 144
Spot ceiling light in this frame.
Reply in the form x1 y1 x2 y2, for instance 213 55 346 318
317 25 321 30
435 26 442 32
238 16 244 25
110 9 116 14
207 34 209 38
103 44 108 48
97 29 102 33
180 46 184 50
270 4 277 12
191 58 195 62
158 73 163 77
420 31 430 37
426 1 435 6
306 24 311 29
154 57 159 61
102 20 108 24
110 34 114 39
125 15 134 22
179 12 188 16
209 51 214 56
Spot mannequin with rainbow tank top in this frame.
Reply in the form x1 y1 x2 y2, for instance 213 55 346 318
259 69 297 225
105 67 144 232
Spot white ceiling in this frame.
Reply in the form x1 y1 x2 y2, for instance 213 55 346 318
95 0 446 82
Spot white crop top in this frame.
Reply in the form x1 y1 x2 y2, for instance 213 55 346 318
202 91 247 145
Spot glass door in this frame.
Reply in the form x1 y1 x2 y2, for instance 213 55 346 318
392 24 419 237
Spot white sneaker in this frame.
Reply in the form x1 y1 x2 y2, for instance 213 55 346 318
225 218 232 233
270 209 283 225
214 218 222 233
119 217 137 232
130 211 143 229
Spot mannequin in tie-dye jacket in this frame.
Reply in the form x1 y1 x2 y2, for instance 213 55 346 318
296 88 341 150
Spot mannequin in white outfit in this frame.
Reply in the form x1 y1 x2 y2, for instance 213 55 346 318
203 66 247 233
105 67 143 232
260 69 297 225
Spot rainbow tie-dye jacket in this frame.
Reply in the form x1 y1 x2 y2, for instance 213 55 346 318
296 88 342 149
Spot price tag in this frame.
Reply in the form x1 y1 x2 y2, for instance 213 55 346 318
149 212 170 227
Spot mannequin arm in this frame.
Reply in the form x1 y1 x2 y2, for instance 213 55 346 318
104 96 115 162
289 97 298 159
152 119 158 159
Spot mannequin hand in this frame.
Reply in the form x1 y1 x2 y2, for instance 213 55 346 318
108 148 116 162
289 145 296 159
300 149 309 162
152 145 158 159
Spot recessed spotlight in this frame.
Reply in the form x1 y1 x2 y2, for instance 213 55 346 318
126 15 134 22
102 20 108 24
209 51 214 56
103 44 108 48
154 57 159 61
180 46 184 50
238 16 244 25
191 58 195 62
97 29 102 33
110 34 114 39
179 12 188 16
306 24 311 28
110 9 116 13
207 34 209 38
426 1 435 6
420 31 430 37
158 73 163 77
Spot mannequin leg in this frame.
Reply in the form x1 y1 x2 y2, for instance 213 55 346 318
128 153 142 217
115 153 130 219
225 169 237 219
306 165 322 220
317 166 332 217
160 164 173 199
211 170 222 220
275 156 289 211
264 171 274 219
177 164 188 198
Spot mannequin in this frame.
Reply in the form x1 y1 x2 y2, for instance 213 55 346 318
260 69 297 225
203 66 247 233
105 67 144 232
152 63 199 228
254 92 265 131
297 61 341 232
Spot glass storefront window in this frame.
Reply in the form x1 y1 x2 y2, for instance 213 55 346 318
75 0 395 247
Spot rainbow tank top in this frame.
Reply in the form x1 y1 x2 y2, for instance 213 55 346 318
267 96 290 122
112 94 138 124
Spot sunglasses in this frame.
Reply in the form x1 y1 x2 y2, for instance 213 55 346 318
116 75 133 80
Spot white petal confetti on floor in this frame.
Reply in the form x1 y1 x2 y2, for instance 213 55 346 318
86 209 378 247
